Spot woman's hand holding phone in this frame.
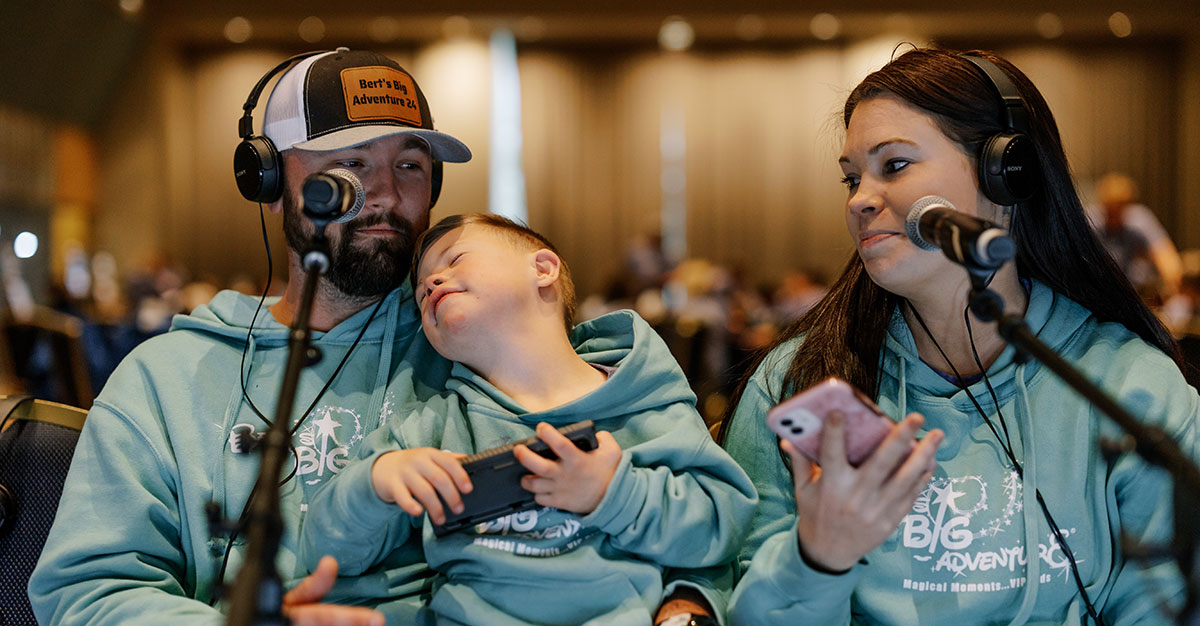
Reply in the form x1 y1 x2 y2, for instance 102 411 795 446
769 378 943 572
766 378 899 466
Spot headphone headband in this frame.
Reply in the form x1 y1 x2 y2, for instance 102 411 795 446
238 50 327 139
962 55 1030 136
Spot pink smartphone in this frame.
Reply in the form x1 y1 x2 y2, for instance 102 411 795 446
766 377 896 466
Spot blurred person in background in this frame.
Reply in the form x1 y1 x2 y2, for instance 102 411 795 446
1087 172 1183 306
771 267 828 324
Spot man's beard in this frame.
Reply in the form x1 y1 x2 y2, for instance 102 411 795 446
282 188 416 299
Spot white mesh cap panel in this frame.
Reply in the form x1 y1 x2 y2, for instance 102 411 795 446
262 52 334 151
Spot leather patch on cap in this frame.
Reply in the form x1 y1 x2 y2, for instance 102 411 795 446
340 66 423 126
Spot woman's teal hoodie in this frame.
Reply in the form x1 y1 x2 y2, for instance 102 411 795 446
300 309 757 625
725 280 1198 625
30 286 452 625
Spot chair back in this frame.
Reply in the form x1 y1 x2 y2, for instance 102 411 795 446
0 395 87 626
3 307 95 409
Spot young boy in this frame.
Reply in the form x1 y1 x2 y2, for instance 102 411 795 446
299 214 755 625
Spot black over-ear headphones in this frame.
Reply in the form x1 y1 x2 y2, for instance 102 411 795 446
233 50 445 208
962 55 1040 206
234 51 325 205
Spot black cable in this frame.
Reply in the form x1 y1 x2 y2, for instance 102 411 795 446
907 301 1106 626
211 203 385 603
214 294 384 601
239 204 275 428
963 309 1104 626
964 308 1015 453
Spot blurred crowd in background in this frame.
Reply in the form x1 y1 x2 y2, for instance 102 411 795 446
4 172 1200 424
0 247 267 409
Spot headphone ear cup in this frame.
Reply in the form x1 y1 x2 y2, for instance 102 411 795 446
978 132 1039 206
429 160 444 209
234 135 284 204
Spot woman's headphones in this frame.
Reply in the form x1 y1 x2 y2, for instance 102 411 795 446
232 50 444 207
962 55 1040 206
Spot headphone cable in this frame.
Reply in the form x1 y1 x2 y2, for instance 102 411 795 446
212 203 385 604
908 302 1105 625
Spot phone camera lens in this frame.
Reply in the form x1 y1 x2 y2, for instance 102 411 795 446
780 418 792 426
791 426 804 434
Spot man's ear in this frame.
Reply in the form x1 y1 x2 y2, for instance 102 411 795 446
532 249 562 288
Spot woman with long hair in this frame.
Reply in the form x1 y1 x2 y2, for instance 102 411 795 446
721 48 1196 625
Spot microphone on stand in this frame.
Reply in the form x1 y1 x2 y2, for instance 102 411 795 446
301 168 365 223
905 195 1016 270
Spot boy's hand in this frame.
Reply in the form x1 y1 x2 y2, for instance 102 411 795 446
513 422 622 514
370 448 472 525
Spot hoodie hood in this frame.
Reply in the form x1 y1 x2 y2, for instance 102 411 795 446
172 285 421 347
444 308 697 424
880 279 1091 412
867 280 1101 626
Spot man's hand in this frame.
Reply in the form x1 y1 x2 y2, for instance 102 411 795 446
283 556 384 626
514 422 622 514
371 448 471 525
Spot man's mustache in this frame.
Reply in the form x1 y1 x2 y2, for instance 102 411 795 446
343 214 414 239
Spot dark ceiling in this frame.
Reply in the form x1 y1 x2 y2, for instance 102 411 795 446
148 0 1200 47
2 0 1197 127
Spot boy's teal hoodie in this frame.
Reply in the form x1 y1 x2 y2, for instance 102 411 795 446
725 280 1198 625
29 286 452 625
300 309 757 625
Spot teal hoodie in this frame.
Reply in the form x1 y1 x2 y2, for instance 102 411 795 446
29 286 452 625
300 309 757 625
725 280 1198 625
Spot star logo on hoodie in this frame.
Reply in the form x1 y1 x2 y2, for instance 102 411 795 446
313 413 340 444
295 406 365 484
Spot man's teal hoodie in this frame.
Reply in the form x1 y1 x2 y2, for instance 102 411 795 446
30 285 451 625
725 280 1198 625
300 309 757 625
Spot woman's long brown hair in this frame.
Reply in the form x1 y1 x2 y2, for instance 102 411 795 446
717 47 1180 444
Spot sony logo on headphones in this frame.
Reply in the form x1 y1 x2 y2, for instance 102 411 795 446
1006 165 1024 172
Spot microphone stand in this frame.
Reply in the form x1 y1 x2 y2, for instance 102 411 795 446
964 266 1200 625
226 214 335 626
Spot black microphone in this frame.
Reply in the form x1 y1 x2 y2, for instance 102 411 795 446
300 168 365 223
904 195 1016 270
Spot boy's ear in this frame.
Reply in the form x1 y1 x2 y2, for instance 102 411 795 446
532 249 561 288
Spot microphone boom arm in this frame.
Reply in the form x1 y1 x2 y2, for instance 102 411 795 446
226 206 335 626
966 273 1200 624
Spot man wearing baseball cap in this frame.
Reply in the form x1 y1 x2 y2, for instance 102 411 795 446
31 48 470 625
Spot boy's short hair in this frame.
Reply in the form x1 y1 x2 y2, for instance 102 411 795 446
413 213 577 330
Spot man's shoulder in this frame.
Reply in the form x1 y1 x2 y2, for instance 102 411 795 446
98 325 245 402
133 322 243 358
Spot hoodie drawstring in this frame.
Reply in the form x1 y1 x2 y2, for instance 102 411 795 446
1006 362 1041 626
365 297 399 430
